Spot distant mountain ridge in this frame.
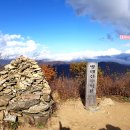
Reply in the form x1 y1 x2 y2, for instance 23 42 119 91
69 53 130 65
1 55 130 76
98 62 130 75
1 53 130 65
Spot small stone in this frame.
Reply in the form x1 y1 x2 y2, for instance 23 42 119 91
22 81 31 86
31 87 42 93
0 85 4 91
16 82 27 90
34 68 41 71
10 112 22 117
0 107 6 111
4 114 17 122
21 94 40 100
41 94 51 102
23 102 50 114
20 77 25 81
0 79 6 86
7 99 40 111
19 65 30 72
0 111 4 120
4 64 16 70
42 85 51 95
0 70 8 75
0 96 10 107
3 89 12 94
52 91 60 103
33 91 43 95
33 73 41 78
31 65 39 69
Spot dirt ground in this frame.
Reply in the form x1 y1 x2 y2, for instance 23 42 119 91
18 97 130 130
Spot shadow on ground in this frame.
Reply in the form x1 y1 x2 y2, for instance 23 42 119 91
59 121 70 130
99 124 121 130
79 85 85 106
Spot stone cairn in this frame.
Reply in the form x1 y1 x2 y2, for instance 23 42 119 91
0 56 53 125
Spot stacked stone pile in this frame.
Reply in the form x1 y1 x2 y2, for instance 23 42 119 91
0 56 53 125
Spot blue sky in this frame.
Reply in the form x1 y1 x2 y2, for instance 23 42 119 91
0 0 130 60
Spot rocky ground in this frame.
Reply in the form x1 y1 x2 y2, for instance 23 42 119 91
17 97 130 130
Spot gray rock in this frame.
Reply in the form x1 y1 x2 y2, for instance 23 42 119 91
2 89 12 94
0 79 7 86
31 65 40 69
7 99 40 111
4 64 16 70
15 82 27 90
0 56 53 124
41 94 51 102
21 94 41 101
42 84 51 95
0 70 8 75
23 102 50 114
0 85 5 91
10 112 22 117
0 95 14 107
33 91 43 96
32 111 50 117
31 87 42 93
0 106 6 111
4 114 17 122
0 111 4 120
19 65 30 72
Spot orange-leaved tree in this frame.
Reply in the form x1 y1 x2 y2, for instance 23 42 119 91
70 62 106 97
70 62 86 80
40 64 56 83
70 62 87 98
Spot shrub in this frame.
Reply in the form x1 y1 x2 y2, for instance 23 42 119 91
40 64 56 83
51 77 80 100
70 62 130 98
46 62 130 101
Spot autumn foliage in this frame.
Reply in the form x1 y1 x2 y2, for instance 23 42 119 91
51 77 80 100
70 62 130 98
40 64 56 82
39 62 130 101
70 62 86 78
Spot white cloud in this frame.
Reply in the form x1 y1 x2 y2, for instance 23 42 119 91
125 50 130 53
124 43 130 46
0 33 128 61
0 33 49 59
67 0 130 34
47 48 122 61
3 34 22 41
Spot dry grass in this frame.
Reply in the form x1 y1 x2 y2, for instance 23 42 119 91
50 72 130 101
97 72 130 97
50 77 80 100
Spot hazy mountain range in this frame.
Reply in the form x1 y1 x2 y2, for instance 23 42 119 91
1 53 130 76
1 53 130 65
71 53 130 65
